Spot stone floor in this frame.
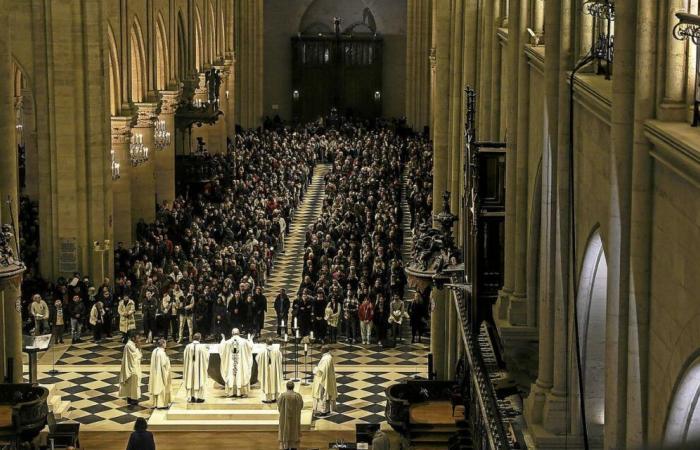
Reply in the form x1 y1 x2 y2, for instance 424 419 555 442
32 164 429 435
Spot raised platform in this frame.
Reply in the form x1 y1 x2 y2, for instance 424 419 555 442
148 378 313 431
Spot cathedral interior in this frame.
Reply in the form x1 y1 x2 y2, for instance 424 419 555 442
0 0 699 449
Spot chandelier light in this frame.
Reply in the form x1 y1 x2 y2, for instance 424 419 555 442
111 149 120 180
129 133 149 166
154 119 171 151
673 11 700 126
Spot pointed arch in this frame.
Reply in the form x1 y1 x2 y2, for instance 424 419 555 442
130 17 147 102
155 12 169 90
176 10 187 79
665 352 700 447
194 5 204 71
219 4 225 57
107 23 121 115
207 0 216 62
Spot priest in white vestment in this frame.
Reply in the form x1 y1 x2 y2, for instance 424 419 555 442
118 332 143 405
183 332 209 403
220 328 254 397
256 339 284 403
312 346 337 416
149 338 172 409
278 381 304 450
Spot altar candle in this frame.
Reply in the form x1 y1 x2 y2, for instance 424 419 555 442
304 343 308 353
284 333 288 342
310 331 314 340
296 329 300 338
294 317 298 328
281 319 285 328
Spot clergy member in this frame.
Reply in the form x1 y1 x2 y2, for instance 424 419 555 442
311 345 337 416
118 332 143 406
149 338 172 409
183 332 209 403
278 381 303 450
220 328 254 397
257 339 284 403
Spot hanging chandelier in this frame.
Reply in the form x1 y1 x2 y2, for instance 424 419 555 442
154 119 171 151
111 149 121 180
129 133 149 166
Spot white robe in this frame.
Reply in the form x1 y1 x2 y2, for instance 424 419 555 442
149 347 172 408
183 340 209 399
118 340 142 400
256 344 284 401
220 335 254 396
312 352 337 414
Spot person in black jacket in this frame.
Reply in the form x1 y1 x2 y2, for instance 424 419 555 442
274 288 290 336
253 286 267 338
68 295 85 343
126 417 156 450
142 290 158 344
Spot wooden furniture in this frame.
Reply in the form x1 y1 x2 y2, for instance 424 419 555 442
0 383 49 446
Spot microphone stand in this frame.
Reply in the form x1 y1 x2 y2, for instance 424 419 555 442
291 326 300 382
47 335 59 376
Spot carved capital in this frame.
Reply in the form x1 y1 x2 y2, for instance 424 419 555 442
110 116 133 145
133 102 159 128
159 90 181 115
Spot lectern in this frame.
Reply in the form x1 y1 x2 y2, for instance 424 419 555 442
22 334 51 383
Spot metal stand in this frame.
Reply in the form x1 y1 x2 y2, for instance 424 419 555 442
47 336 59 376
291 326 300 382
302 348 309 385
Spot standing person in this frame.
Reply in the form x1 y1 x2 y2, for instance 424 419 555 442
278 381 303 450
89 300 106 343
343 292 359 344
409 292 426 344
161 289 177 341
118 332 143 406
50 299 65 344
100 288 115 338
374 293 388 347
297 292 313 337
324 298 341 344
149 338 172 409
219 328 254 398
126 417 155 450
211 296 228 338
183 333 209 403
68 295 85 343
358 296 374 345
243 294 256 335
253 286 267 338
256 339 284 403
388 294 406 344
30 294 50 335
177 287 195 343
311 346 337 417
118 295 136 343
142 290 158 344
312 290 327 341
274 288 290 336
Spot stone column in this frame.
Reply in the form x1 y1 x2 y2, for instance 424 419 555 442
210 64 228 153
406 0 417 128
510 0 532 325
490 0 503 140
155 90 179 205
430 0 451 380
111 117 133 246
659 0 688 121
224 56 236 140
235 0 263 129
192 73 210 150
131 103 158 231
405 0 432 132
0 0 22 383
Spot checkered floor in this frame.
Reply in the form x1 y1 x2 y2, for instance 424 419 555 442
37 165 429 431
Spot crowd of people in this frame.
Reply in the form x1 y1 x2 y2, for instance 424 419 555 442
20 127 318 345
279 124 433 347
19 120 436 349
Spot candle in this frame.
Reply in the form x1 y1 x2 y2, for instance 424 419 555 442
281 320 285 328
304 343 308 353
310 331 314 340
284 333 288 342
294 317 298 328
248 333 252 341
296 329 300 338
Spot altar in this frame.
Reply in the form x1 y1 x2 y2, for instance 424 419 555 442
206 342 267 387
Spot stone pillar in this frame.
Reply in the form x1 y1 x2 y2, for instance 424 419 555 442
224 56 236 140
0 0 22 383
192 73 210 150
210 64 228 153
510 0 532 325
111 117 133 247
131 103 158 231
659 0 688 121
156 91 179 205
490 0 503 140
235 0 263 129
405 0 432 132
430 0 451 380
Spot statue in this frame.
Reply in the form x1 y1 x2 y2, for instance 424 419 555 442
0 224 17 267
408 192 460 273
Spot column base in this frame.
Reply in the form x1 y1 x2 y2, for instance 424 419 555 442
541 390 570 435
495 288 512 321
524 423 585 450
507 292 528 325
524 380 550 425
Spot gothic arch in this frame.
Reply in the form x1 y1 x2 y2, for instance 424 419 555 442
155 12 169 91
130 18 147 102
526 157 542 326
107 23 121 115
576 227 608 449
176 10 187 79
194 5 204 71
207 1 216 62
664 352 700 447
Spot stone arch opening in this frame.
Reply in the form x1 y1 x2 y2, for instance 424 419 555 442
177 11 187 79
664 354 700 447
576 228 608 448
207 1 216 63
130 19 147 102
155 13 169 91
107 24 121 115
194 5 203 71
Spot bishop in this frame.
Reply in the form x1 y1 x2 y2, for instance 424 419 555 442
220 328 254 397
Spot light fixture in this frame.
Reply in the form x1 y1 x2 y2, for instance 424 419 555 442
292 89 300 100
673 11 700 126
225 90 229 100
129 133 149 166
111 149 120 180
584 0 615 79
154 119 171 151
374 90 381 101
